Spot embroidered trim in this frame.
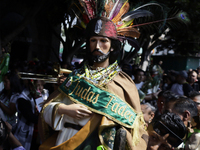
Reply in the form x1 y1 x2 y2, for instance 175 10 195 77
60 76 140 129
67 60 121 87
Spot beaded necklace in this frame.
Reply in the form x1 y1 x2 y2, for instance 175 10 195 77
68 61 121 86
84 61 120 85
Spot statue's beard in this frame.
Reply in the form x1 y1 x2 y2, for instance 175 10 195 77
88 48 110 63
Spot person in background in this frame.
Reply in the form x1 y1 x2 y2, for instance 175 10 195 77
0 46 10 92
141 69 162 107
185 91 200 150
196 67 200 88
13 79 40 150
188 91 200 114
0 72 22 129
141 102 156 128
172 97 198 128
184 128 200 150
157 90 180 114
0 118 25 150
134 68 145 90
35 80 49 107
197 67 200 78
131 64 139 81
161 74 174 91
188 91 200 128
121 63 133 78
170 70 194 97
134 69 146 101
147 112 186 150
171 97 199 149
187 70 199 92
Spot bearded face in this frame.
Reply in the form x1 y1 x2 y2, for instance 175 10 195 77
88 36 113 63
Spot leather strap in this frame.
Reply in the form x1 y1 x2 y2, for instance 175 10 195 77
64 122 83 130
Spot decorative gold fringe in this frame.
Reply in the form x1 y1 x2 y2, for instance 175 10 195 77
131 112 145 146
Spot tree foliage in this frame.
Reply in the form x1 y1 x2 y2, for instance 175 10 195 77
124 0 200 69
1 0 200 68
155 0 200 56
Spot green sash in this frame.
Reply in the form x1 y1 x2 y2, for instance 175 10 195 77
59 75 138 128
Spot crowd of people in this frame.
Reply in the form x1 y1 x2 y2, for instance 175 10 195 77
0 67 50 150
1 54 200 150
122 62 200 150
1 13 200 150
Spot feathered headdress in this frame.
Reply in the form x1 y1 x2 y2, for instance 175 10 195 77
72 0 148 146
74 0 146 40
71 1 190 66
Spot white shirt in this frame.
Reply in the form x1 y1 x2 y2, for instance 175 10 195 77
135 82 144 90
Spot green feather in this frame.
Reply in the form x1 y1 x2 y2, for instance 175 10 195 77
118 19 134 29
96 0 106 17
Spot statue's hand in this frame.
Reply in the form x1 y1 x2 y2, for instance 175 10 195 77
58 103 92 120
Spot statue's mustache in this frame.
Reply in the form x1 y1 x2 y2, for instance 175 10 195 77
92 49 106 55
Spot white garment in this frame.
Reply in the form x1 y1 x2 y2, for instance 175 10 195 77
170 83 184 96
176 142 185 150
0 93 19 126
41 89 49 101
14 89 36 150
135 82 144 90
43 96 91 146
185 132 200 150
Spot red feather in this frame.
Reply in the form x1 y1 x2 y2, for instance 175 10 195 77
84 0 96 19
